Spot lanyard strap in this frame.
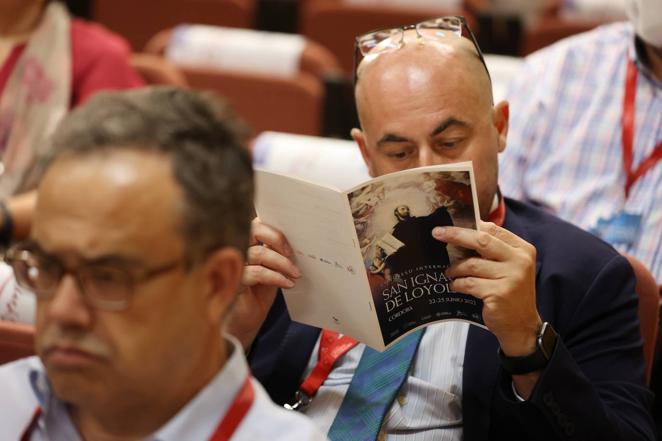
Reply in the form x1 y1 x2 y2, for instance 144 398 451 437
300 330 359 397
21 376 255 441
621 58 662 198
19 406 42 441
288 329 358 410
209 375 255 441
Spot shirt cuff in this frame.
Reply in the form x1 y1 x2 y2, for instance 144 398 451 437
511 381 526 402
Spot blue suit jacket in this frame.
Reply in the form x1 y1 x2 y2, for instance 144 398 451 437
248 198 656 441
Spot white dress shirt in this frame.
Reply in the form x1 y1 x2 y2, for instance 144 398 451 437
301 322 468 441
0 337 328 441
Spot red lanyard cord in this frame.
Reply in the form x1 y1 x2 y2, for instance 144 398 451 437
621 58 662 199
287 330 358 410
209 375 255 441
20 406 42 441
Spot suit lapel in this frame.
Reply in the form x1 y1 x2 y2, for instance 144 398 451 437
265 321 321 406
463 325 499 441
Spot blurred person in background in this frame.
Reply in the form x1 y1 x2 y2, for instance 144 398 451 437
0 0 144 323
0 0 143 198
0 87 327 441
500 0 662 282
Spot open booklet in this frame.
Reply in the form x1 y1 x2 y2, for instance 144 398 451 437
254 162 486 351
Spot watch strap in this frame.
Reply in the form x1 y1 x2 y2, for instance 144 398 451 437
498 322 558 375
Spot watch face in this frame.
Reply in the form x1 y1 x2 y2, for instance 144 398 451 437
538 322 558 359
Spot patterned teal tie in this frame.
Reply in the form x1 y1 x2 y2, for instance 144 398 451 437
327 329 425 441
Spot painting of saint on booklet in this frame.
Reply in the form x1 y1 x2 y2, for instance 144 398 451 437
348 169 484 345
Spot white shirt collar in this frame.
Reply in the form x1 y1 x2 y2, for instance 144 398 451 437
489 193 500 214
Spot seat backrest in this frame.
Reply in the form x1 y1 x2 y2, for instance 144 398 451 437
0 321 35 365
252 131 369 189
130 53 188 87
144 27 341 79
93 0 256 50
624 254 660 385
300 0 466 75
520 16 609 55
145 26 342 135
185 69 324 135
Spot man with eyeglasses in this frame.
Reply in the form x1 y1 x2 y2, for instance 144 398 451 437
0 87 327 440
240 17 656 441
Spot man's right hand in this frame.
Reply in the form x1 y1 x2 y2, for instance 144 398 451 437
228 217 301 350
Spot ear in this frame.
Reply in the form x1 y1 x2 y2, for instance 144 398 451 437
202 247 244 325
493 100 509 153
351 127 376 177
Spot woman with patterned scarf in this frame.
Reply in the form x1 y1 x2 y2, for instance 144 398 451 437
0 0 144 322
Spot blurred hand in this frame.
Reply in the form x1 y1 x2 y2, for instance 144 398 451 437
228 217 301 350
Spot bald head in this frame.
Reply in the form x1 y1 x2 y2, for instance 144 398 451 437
355 33 493 125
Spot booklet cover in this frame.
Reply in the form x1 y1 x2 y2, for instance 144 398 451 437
254 162 485 351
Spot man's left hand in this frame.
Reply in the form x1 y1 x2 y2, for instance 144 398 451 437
434 220 542 357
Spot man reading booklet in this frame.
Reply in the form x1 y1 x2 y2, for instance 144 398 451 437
233 16 656 441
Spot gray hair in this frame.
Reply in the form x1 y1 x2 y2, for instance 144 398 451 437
46 86 254 266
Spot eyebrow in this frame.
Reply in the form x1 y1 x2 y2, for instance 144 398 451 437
376 133 412 147
24 239 145 269
84 255 145 269
431 118 470 136
376 117 470 148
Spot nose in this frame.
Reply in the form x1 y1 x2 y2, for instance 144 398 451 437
42 274 93 328
418 145 444 167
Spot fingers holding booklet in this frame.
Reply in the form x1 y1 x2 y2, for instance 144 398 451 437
229 218 301 349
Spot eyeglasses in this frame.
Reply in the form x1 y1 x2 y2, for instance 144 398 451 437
353 16 489 84
3 244 183 312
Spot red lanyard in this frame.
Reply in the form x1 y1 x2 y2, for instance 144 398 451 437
19 406 42 441
289 330 358 409
20 376 255 441
621 58 662 198
209 375 255 441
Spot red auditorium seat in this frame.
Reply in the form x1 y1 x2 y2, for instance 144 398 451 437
520 16 611 55
145 26 342 135
130 53 189 87
624 254 660 385
0 320 34 365
93 0 256 51
299 0 468 75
